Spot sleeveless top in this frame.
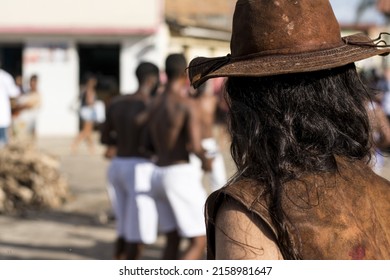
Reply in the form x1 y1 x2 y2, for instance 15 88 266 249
206 158 390 259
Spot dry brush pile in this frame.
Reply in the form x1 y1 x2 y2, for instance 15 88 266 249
0 143 70 214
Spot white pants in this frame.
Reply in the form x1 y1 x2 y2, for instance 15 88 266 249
107 157 157 244
151 163 207 238
190 138 227 192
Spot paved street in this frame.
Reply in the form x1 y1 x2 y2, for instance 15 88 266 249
0 137 116 259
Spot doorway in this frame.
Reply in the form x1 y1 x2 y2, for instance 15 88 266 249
78 44 120 99
0 44 23 77
77 44 120 130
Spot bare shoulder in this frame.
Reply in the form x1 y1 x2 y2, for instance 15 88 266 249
215 198 283 260
168 96 194 118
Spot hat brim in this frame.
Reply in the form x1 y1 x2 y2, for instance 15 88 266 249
188 33 390 88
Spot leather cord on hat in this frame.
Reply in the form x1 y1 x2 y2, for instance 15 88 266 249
343 32 390 48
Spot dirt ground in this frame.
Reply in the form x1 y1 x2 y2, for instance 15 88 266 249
1 132 389 260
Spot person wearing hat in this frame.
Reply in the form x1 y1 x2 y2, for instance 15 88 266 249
189 0 390 260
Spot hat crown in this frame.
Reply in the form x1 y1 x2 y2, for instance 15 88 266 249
231 0 342 57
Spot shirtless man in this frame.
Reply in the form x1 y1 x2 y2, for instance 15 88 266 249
191 81 227 192
101 62 160 259
146 54 211 260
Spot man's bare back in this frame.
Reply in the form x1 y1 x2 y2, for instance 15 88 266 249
102 94 151 158
148 93 202 166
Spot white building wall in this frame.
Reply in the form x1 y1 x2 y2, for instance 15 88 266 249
120 25 169 93
21 30 168 136
23 41 79 136
0 0 165 136
0 0 161 31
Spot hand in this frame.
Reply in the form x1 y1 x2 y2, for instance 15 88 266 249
104 146 116 159
201 157 213 172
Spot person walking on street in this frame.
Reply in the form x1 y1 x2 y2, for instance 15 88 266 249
145 54 212 260
101 62 160 259
72 75 98 154
190 81 227 192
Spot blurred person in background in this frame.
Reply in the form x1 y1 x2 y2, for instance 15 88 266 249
14 74 25 95
189 0 390 259
0 62 20 147
376 67 390 153
190 81 227 192
379 67 390 124
101 62 160 259
145 53 211 260
366 93 390 174
13 74 41 142
71 74 98 154
360 69 390 174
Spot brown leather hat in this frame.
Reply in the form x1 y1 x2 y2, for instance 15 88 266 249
188 0 390 88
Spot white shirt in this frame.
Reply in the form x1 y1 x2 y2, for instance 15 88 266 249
0 69 20 127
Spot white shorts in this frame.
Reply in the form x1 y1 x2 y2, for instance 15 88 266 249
107 157 157 244
80 106 96 122
151 163 207 238
190 138 227 192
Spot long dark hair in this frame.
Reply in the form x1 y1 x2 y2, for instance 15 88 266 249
225 63 372 259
